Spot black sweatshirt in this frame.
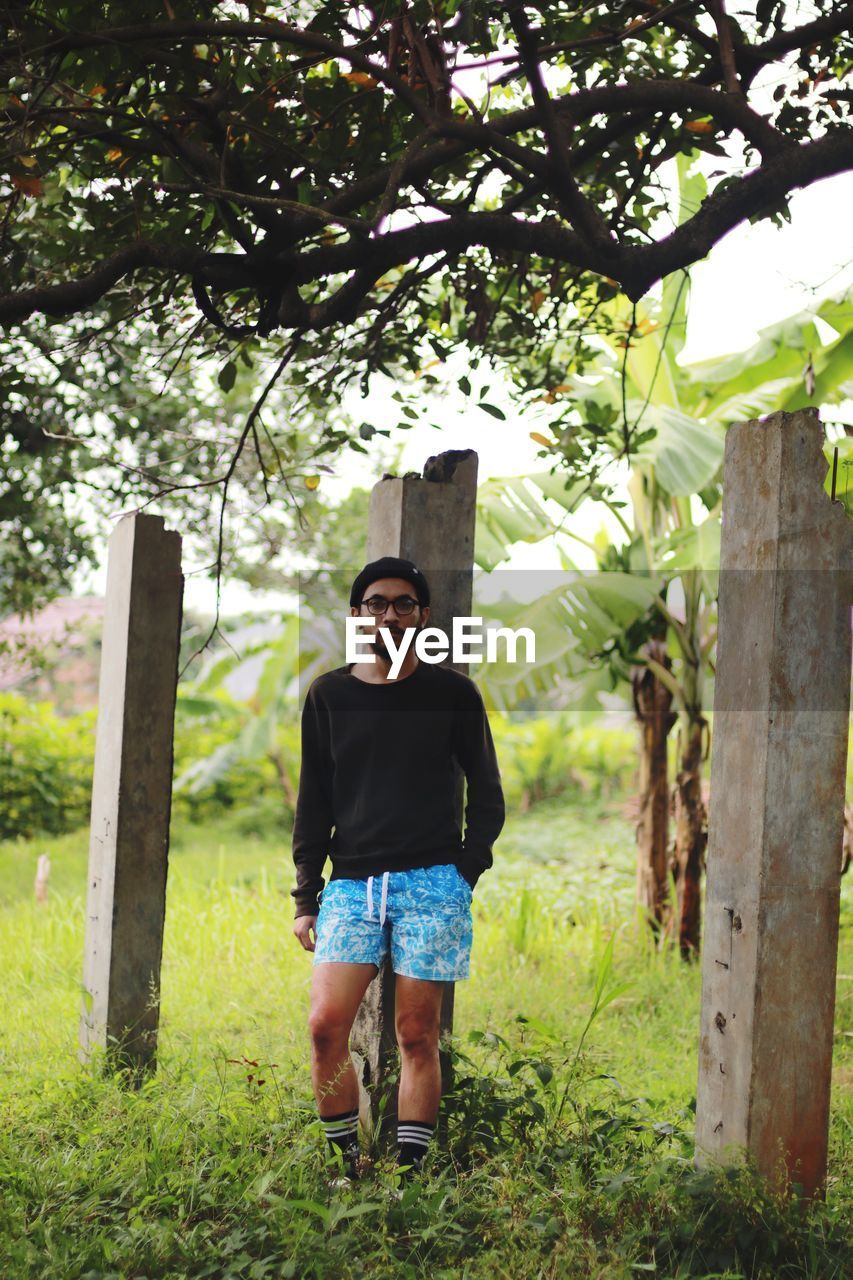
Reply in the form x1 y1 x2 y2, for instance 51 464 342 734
291 661 505 918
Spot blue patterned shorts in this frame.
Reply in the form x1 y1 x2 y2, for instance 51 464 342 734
313 863 473 981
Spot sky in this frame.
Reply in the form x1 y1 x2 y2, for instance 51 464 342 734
82 168 853 615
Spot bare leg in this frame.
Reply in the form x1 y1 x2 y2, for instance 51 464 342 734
309 962 376 1115
395 976 445 1123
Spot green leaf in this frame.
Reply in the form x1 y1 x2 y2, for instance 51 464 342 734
683 307 828 414
175 694 235 718
218 360 237 392
534 1061 554 1086
655 514 721 574
277 1199 330 1226
474 520 512 572
526 472 590 513
476 477 549 558
634 407 724 495
331 1202 385 1222
479 402 506 420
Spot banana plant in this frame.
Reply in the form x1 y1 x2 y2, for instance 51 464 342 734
478 272 853 956
471 566 663 715
174 612 339 810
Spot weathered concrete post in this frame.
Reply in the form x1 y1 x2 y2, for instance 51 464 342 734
350 449 479 1133
80 514 183 1074
695 410 852 1196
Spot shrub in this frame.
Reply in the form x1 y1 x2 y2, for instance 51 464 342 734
171 691 288 826
492 715 636 811
0 693 94 839
0 690 294 841
172 693 301 830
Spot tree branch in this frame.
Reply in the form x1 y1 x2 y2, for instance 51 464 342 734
707 0 741 95
756 3 853 62
507 0 614 249
371 128 436 232
3 119 850 331
628 128 853 297
495 0 698 60
0 242 247 326
283 211 599 290
311 75 787 231
179 334 303 678
558 82 786 158
138 179 369 233
628 1 853 89
191 277 255 339
434 116 551 181
29 19 437 125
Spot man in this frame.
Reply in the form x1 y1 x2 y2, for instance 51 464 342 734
292 555 505 1179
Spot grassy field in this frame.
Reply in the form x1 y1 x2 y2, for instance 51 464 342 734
0 798 850 1279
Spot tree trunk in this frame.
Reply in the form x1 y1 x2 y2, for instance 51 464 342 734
672 712 708 959
631 638 675 932
668 569 710 961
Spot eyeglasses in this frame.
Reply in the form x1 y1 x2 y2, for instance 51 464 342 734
361 594 420 617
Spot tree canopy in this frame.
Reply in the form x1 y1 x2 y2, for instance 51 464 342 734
2 2 851 352
1 2 851 616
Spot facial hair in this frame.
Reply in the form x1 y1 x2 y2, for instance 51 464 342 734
373 620 421 662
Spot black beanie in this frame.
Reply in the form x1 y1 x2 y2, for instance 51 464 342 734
349 557 430 608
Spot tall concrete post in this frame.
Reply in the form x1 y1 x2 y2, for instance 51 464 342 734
350 449 479 1133
80 514 183 1074
695 410 852 1196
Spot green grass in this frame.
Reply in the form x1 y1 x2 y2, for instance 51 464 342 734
0 798 850 1279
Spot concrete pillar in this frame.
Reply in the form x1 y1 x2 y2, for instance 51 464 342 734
350 449 479 1132
80 514 183 1074
695 410 852 1196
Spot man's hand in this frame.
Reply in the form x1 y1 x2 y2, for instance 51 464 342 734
293 915 318 952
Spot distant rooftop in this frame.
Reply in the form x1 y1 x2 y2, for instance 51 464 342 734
0 596 104 710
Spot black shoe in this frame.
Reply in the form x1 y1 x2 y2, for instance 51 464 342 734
394 1156 423 1183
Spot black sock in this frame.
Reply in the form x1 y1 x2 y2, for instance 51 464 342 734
321 1108 360 1163
397 1120 434 1170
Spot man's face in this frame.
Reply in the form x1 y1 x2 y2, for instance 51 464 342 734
350 576 430 662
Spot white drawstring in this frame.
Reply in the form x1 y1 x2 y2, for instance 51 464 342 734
366 872 390 926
